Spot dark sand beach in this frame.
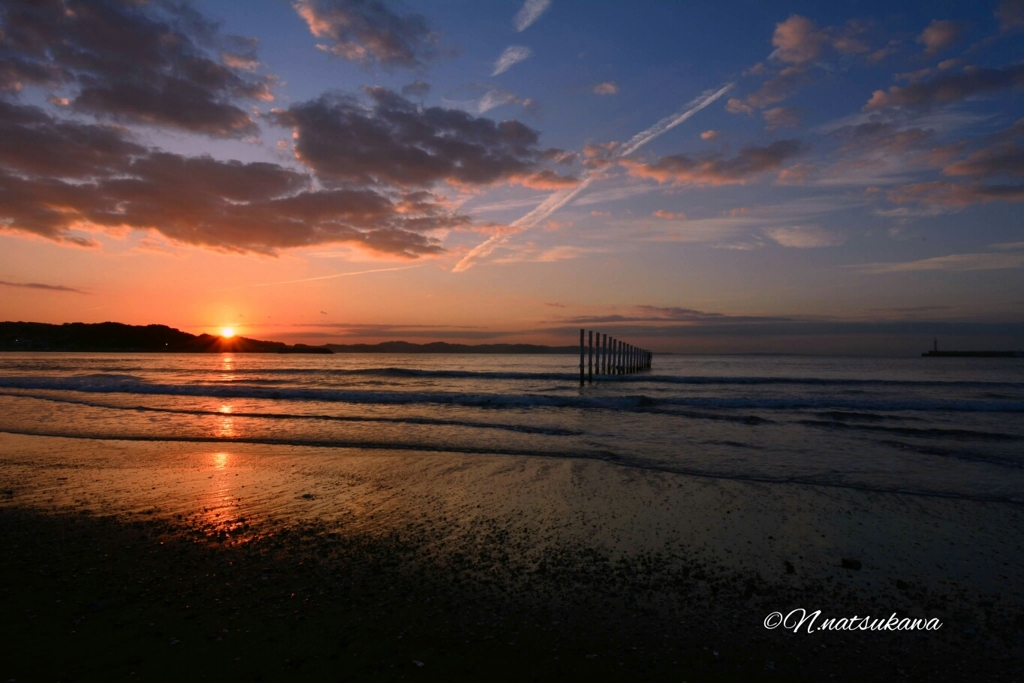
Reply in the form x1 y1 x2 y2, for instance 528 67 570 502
2 432 1022 681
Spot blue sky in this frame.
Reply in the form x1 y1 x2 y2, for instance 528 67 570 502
0 0 1022 353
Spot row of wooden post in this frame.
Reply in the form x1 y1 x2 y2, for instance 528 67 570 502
580 328 652 385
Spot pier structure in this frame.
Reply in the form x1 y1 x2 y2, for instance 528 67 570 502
579 329 652 385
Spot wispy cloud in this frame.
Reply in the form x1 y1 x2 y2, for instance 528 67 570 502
514 0 551 32
592 82 618 95
850 249 1024 274
452 83 734 272
493 244 606 264
0 280 87 294
764 225 845 248
477 88 519 113
493 45 532 75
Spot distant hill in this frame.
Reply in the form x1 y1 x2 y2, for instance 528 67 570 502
0 322 332 353
327 341 579 354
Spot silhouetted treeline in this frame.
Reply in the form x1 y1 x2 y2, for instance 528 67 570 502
0 322 332 353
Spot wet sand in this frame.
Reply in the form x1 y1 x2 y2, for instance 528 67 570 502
2 432 1023 681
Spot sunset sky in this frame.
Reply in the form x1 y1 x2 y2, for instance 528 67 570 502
1 0 1023 353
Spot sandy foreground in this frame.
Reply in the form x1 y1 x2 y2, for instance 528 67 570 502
1 432 1022 681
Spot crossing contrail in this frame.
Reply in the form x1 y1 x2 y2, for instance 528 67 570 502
452 83 733 273
251 265 420 287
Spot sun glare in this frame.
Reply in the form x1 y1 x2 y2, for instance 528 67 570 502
221 327 235 338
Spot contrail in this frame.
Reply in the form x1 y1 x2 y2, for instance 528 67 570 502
618 83 734 156
452 83 733 273
252 265 420 287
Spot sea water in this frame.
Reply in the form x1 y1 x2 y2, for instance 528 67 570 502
0 352 1022 502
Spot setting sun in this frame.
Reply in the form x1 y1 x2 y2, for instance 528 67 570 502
220 327 235 338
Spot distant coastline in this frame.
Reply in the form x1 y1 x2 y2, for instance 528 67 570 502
0 322 582 354
326 341 579 354
922 350 1024 358
0 322 332 354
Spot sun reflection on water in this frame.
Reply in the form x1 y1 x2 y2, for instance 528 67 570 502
218 416 235 438
220 355 235 381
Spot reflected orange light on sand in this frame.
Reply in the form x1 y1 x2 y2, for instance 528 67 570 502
198 451 249 542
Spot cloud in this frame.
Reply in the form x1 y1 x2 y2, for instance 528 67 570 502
0 0 272 137
0 100 145 178
727 66 811 114
775 163 817 184
762 106 801 130
0 98 464 258
653 210 686 220
764 225 845 247
943 143 1024 178
0 280 86 294
771 15 871 65
270 87 559 187
772 15 828 66
514 0 552 32
477 88 519 113
492 45 532 75
401 80 431 98
917 20 963 57
514 168 579 190
887 180 1024 207
592 81 618 95
700 130 721 140
865 63 1024 111
850 249 1024 274
997 0 1024 31
294 0 436 68
623 140 805 186
493 243 597 264
728 16 875 116
829 121 936 154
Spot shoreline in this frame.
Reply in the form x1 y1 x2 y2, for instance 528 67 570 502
2 433 1023 680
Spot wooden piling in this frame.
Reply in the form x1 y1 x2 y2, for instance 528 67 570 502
579 329 584 386
588 330 593 383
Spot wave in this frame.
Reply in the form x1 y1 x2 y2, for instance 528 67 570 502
799 419 1023 442
2 375 1024 412
3 428 1022 504
2 366 1023 389
0 392 583 436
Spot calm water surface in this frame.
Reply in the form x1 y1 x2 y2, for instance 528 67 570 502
1 353 1022 502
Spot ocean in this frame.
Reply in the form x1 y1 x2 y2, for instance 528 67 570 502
1 352 1022 503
